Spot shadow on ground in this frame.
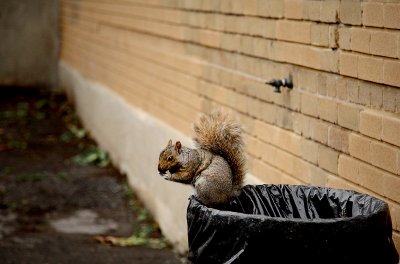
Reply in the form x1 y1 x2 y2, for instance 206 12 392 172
0 87 182 264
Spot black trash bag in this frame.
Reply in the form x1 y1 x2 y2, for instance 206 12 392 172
187 184 399 264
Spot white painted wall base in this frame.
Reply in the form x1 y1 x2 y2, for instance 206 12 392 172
59 61 262 253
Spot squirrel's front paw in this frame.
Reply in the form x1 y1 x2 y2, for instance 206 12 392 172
158 171 172 181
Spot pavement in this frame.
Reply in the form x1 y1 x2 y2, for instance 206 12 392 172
0 86 183 264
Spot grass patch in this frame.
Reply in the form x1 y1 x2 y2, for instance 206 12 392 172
96 184 169 249
72 146 110 167
16 173 48 183
7 140 27 150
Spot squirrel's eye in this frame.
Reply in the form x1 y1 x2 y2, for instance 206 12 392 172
167 156 173 161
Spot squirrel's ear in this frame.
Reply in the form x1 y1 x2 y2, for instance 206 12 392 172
175 141 182 154
167 139 172 147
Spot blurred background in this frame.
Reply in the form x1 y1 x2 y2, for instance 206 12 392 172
0 0 58 87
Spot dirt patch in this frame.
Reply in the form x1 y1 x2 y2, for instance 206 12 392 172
0 87 183 264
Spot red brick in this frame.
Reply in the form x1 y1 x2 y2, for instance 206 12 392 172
383 87 397 112
338 154 359 182
254 120 273 143
311 23 330 47
318 97 337 123
359 110 382 140
321 49 339 73
230 0 244 14
396 89 400 114
300 46 327 71
370 30 398 59
320 0 339 23
253 37 270 58
263 19 277 39
286 89 301 111
350 28 370 54
370 83 383 109
317 73 328 96
246 135 262 159
382 115 400 147
338 27 351 50
221 33 240 52
326 174 359 193
329 26 338 48
349 133 371 163
338 103 361 131
301 92 319 117
212 14 225 31
383 4 400 29
274 107 294 130
301 138 318 164
388 203 400 231
398 152 400 175
393 232 400 254
257 0 284 18
284 0 304 19
310 119 329 144
328 126 349 153
293 158 312 183
293 109 309 135
298 68 319 93
251 158 273 182
220 0 232 13
247 97 263 119
260 103 276 124
357 162 385 197
358 82 371 106
243 0 258 15
358 55 384 83
303 0 321 21
239 35 253 55
362 2 384 27
275 148 294 175
371 141 398 174
200 30 221 48
340 1 362 25
276 20 311 44
310 165 328 187
347 79 359 104
383 174 400 203
222 15 236 32
254 158 303 185
247 17 264 37
237 113 255 134
337 78 347 101
318 144 339 174
383 60 400 88
259 141 277 166
339 52 358 78
279 42 302 65
273 129 302 156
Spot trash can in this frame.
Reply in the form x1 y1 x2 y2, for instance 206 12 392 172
187 184 399 264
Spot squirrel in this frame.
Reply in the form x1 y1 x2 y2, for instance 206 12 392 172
157 110 246 206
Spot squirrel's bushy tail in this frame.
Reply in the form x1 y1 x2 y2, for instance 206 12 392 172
193 110 246 196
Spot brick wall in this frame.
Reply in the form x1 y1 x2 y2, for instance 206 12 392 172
60 0 400 251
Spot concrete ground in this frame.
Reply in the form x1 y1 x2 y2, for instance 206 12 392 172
0 87 183 264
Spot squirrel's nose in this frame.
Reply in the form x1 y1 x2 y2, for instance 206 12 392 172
158 165 166 175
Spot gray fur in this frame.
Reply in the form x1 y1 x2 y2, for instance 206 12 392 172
158 110 246 206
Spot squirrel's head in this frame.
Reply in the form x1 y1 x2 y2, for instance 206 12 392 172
158 139 182 179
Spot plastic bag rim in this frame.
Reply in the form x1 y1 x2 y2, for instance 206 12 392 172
188 184 388 224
